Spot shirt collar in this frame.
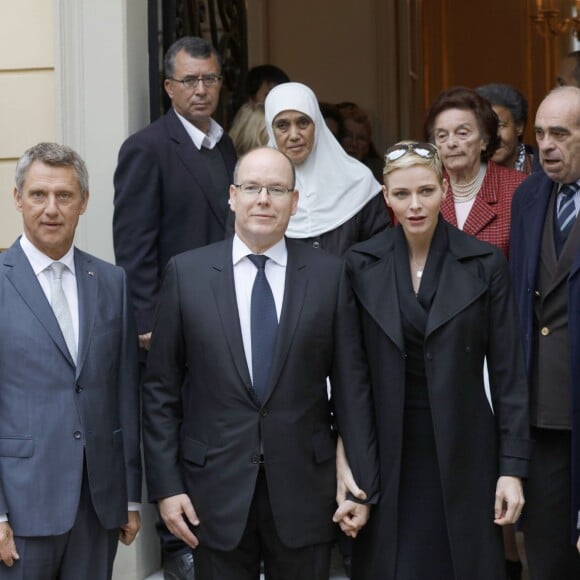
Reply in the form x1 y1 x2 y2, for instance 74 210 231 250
558 178 580 191
174 109 224 150
19 234 76 277
232 234 288 267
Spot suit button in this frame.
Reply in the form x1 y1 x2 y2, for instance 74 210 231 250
250 454 260 464
73 431 82 440
426 352 433 360
540 326 550 336
75 383 82 393
260 409 268 417
312 241 320 249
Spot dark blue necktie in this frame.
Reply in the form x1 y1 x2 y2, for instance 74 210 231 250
248 254 278 404
557 183 578 242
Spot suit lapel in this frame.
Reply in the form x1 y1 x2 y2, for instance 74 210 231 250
74 250 98 377
166 110 227 229
3 241 75 368
264 244 308 403
211 240 253 393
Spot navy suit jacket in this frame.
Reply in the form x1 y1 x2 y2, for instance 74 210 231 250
0 241 141 536
510 171 580 534
142 238 378 551
113 108 237 334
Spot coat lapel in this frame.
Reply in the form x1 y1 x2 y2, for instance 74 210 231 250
425 249 487 338
166 110 227 230
74 250 98 377
521 177 554 290
211 240 253 395
462 192 497 237
3 241 75 368
350 238 405 354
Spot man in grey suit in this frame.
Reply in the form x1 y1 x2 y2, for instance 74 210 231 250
143 147 377 580
0 143 141 579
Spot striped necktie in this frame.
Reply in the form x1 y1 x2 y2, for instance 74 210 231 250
557 182 579 242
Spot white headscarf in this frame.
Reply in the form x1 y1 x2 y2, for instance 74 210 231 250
265 82 381 238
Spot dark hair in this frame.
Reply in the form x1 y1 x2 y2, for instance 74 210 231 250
560 50 580 86
15 142 89 200
424 86 500 161
475 83 528 130
246 65 290 100
164 36 222 78
319 102 344 140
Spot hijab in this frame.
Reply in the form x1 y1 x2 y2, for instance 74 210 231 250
265 82 381 238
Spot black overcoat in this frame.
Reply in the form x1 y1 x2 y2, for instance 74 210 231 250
346 222 532 580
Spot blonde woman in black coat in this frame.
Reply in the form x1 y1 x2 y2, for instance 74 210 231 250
337 142 532 580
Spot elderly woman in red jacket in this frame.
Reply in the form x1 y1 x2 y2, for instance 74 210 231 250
423 87 525 258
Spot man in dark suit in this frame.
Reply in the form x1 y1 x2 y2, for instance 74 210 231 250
510 86 580 578
113 36 236 578
0 143 141 579
142 147 378 580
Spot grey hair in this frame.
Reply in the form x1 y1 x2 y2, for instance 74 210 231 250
164 36 222 79
15 142 89 199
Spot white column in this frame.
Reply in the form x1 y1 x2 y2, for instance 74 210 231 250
54 0 151 262
54 1 160 578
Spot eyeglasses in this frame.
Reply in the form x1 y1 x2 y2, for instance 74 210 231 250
234 184 293 197
168 75 222 88
385 142 438 163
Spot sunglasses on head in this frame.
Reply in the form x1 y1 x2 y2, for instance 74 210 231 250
385 142 438 163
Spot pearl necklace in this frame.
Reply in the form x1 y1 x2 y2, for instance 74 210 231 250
450 163 486 203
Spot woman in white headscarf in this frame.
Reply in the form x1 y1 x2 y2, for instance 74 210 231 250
264 82 390 256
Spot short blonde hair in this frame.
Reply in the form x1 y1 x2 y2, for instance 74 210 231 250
383 140 444 186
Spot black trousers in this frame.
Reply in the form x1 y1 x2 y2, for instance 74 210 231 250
194 467 332 580
523 428 580 580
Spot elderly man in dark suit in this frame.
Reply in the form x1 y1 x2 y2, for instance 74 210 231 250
0 143 141 579
510 86 580 578
142 147 378 580
113 36 236 578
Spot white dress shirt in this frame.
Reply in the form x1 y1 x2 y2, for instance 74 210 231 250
232 235 287 383
20 234 80 351
174 109 224 150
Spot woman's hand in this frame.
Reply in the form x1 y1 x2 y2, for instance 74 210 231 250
493 476 524 526
336 435 367 504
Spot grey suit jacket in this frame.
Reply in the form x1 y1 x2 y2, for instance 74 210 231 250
0 240 141 536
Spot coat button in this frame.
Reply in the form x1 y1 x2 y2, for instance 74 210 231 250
73 431 82 440
312 241 320 249
260 409 268 417
75 383 82 393
540 326 550 336
426 352 433 360
250 454 260 464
